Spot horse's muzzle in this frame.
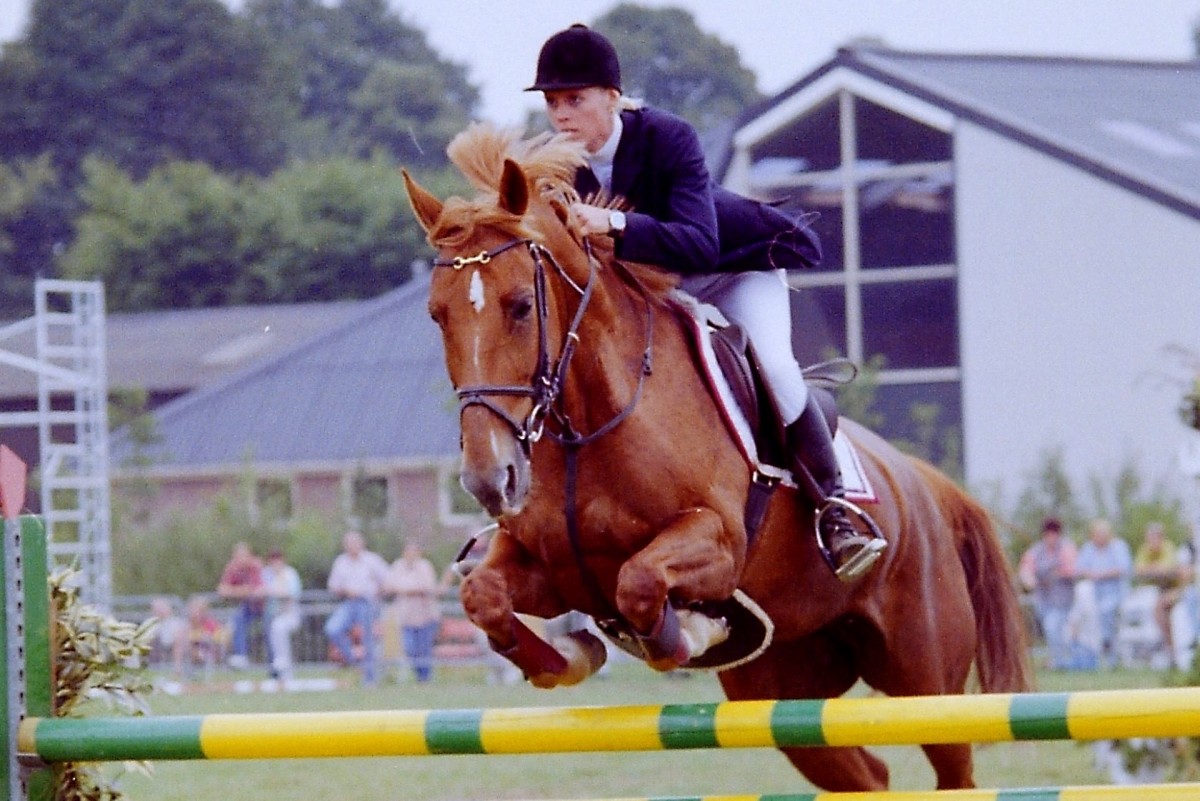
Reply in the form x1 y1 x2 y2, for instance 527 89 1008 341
460 448 530 518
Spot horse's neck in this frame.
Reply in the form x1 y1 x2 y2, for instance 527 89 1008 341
550 263 641 421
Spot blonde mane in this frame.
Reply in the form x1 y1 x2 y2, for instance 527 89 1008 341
421 124 587 249
433 122 678 298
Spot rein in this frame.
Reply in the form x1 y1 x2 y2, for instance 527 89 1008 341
433 233 657 618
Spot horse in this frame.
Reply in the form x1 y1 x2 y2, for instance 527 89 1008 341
402 123 1032 792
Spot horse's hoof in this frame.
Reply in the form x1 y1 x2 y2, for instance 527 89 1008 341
552 630 608 686
678 609 730 655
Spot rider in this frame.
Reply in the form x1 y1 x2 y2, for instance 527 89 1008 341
528 24 885 581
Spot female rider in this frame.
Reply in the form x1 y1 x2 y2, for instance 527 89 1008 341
527 24 885 581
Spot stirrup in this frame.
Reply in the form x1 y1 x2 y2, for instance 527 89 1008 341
814 496 887 583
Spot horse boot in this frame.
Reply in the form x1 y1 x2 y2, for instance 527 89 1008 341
785 397 887 582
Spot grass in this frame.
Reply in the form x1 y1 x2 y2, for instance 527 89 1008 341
89 661 1178 800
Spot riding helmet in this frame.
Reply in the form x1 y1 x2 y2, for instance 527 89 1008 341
526 24 621 92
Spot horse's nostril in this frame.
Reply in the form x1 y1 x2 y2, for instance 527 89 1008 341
505 463 519 500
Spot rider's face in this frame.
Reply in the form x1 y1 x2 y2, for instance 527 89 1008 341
543 87 618 154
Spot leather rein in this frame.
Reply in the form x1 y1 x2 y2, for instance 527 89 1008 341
432 235 656 616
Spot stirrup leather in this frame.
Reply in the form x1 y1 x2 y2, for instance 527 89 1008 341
814 496 887 582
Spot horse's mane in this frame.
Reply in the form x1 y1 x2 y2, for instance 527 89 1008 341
438 123 679 299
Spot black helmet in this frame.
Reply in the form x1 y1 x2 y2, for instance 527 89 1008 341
526 24 621 92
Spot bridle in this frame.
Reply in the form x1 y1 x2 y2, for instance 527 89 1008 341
432 234 655 454
433 232 656 618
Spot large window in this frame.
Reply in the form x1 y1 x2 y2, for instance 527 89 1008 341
742 92 962 474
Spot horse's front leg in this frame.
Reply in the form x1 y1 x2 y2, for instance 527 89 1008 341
459 526 607 688
616 507 741 670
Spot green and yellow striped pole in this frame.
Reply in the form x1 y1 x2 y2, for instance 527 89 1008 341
18 687 1200 762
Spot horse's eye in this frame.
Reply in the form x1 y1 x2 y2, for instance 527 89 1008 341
428 303 447 328
507 294 533 323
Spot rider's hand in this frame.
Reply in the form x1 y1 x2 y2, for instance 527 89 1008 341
570 202 613 237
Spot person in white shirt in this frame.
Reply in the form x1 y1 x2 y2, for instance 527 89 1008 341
262 549 303 681
324 530 390 685
389 541 441 682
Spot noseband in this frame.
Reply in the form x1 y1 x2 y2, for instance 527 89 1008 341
433 236 653 453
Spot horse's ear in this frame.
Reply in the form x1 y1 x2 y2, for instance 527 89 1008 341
402 168 443 234
498 158 529 217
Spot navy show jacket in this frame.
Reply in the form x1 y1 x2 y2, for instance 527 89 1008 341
575 105 821 275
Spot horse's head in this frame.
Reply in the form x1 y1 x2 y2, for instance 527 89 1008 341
404 126 589 518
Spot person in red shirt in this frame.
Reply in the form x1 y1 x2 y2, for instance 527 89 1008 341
217 541 264 669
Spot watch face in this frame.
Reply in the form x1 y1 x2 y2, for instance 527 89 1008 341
609 210 626 232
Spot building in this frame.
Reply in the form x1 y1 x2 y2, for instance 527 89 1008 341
106 275 483 547
718 46 1200 506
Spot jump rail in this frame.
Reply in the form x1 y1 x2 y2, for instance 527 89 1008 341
16 686 1200 762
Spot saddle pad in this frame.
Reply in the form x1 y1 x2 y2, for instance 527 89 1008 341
670 291 878 504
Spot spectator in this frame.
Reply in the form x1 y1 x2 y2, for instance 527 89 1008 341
1018 517 1077 670
1174 536 1200 668
324 530 391 685
1134 521 1185 659
262 549 302 681
216 542 264 669
1063 579 1101 670
185 594 226 677
1074 518 1132 668
389 540 441 683
148 596 187 676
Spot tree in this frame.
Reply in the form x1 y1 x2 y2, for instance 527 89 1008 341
239 155 428 303
60 155 434 310
60 158 248 310
1 0 291 180
242 0 478 166
591 4 762 132
104 0 294 176
0 155 72 316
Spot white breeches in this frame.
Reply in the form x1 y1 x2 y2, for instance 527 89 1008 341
679 269 809 425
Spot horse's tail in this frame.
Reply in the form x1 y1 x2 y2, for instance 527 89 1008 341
914 461 1034 694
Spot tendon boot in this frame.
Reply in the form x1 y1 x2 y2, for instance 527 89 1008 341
785 398 886 582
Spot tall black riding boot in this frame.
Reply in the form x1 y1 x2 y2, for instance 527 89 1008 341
785 398 886 582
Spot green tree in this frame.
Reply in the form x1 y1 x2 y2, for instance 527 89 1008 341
243 0 477 165
591 3 762 131
60 155 434 310
0 155 70 315
242 155 427 302
1 0 291 179
60 158 248 310
104 0 294 176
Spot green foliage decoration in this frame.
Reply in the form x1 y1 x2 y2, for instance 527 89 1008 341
50 565 156 800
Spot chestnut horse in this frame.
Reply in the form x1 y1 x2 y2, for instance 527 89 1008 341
403 125 1031 792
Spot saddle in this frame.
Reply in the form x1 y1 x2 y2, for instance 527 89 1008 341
595 294 869 672
709 320 845 463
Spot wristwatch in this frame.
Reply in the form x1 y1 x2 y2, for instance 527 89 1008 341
607 210 627 237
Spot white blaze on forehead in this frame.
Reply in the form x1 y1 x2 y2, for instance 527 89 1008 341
468 270 486 313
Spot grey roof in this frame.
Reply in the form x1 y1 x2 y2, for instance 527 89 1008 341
112 273 460 468
1 299 361 401
730 46 1200 220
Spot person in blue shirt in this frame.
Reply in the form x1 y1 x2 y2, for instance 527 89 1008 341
1074 518 1132 668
